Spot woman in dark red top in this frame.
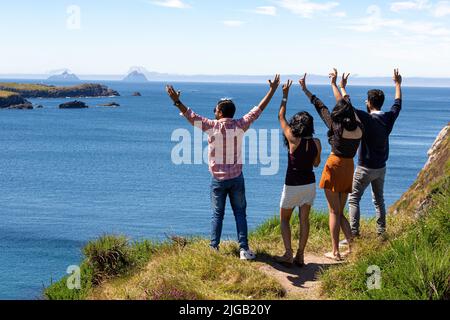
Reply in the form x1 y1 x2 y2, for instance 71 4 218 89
275 80 322 267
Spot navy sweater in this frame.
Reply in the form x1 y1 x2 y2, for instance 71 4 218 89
355 99 402 169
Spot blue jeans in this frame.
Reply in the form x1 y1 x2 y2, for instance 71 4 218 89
210 173 249 250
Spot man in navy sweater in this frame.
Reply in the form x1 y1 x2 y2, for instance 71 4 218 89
332 69 402 238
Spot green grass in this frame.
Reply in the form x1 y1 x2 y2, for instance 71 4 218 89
320 178 450 300
0 83 53 91
44 177 449 301
44 235 162 300
44 211 332 300
0 90 18 98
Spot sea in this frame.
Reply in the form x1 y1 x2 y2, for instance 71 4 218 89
0 80 449 299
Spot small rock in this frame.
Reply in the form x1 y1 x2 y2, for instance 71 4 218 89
8 103 33 110
98 102 120 107
59 100 89 109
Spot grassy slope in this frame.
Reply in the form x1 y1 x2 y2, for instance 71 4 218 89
45 126 450 301
0 90 18 98
45 211 332 300
0 83 53 91
320 125 450 300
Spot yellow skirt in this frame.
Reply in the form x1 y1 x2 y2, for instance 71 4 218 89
320 154 354 194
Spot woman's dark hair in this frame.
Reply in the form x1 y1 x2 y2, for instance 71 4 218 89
216 99 236 118
330 98 358 136
284 111 314 148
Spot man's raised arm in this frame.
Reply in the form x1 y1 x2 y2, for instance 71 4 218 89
238 74 280 131
165 85 215 131
257 74 281 112
389 68 403 121
394 68 402 100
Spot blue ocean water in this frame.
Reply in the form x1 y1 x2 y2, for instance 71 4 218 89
0 81 449 299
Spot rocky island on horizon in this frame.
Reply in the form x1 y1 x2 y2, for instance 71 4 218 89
47 71 80 82
122 70 148 83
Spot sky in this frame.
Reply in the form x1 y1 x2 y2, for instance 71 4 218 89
1 0 450 77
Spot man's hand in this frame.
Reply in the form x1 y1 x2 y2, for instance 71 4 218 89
329 68 338 86
340 73 350 89
393 68 402 85
256 74 281 112
166 85 181 103
269 74 281 91
282 80 293 97
299 73 307 91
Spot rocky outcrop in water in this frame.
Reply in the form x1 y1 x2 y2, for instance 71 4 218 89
59 100 89 109
0 93 32 109
98 102 120 107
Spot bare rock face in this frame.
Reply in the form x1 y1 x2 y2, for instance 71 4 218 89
0 93 32 109
59 100 89 109
390 123 450 217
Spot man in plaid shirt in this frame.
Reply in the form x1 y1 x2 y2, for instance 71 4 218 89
166 75 280 260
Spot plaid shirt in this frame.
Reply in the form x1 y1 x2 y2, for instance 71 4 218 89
183 106 262 181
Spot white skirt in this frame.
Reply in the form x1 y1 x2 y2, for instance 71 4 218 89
280 183 316 209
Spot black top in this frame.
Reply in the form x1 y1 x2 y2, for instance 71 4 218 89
355 99 402 169
285 138 317 186
310 95 363 159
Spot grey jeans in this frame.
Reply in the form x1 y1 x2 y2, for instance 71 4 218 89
348 166 387 235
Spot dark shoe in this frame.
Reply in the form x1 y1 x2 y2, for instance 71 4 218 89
294 250 305 267
274 250 294 267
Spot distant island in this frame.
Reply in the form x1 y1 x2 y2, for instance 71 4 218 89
47 71 80 82
1 67 450 87
123 71 148 83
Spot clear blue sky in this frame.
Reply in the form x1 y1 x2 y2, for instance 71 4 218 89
1 0 449 76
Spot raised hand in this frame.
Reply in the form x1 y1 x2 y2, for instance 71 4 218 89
393 68 402 85
269 74 281 91
299 73 307 91
165 85 181 103
282 80 293 97
329 68 338 85
340 73 350 89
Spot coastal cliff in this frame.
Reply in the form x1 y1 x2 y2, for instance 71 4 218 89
0 91 32 109
0 83 119 98
390 124 449 217
44 125 450 300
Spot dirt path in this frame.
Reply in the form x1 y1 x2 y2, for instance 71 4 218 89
256 254 343 300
